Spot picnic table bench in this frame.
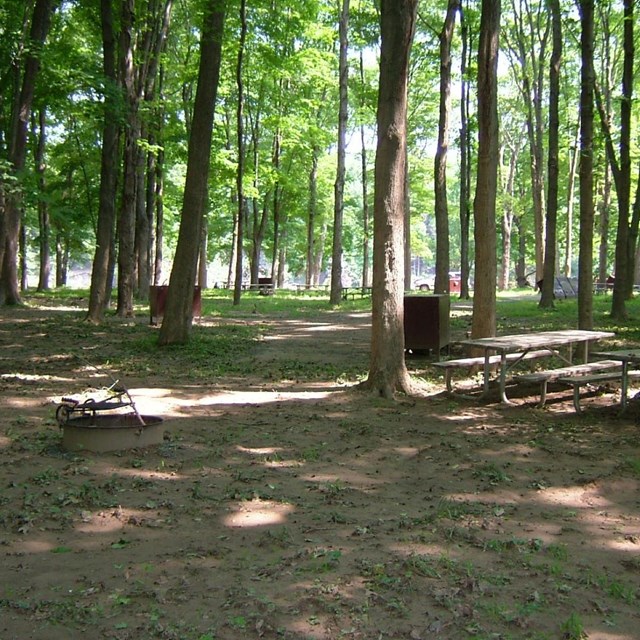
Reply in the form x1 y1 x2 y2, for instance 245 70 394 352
432 349 550 394
557 369 640 413
342 286 372 300
514 359 623 409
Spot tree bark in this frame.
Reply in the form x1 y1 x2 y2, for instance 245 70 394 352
362 0 418 398
34 107 51 292
434 0 458 295
459 10 472 299
0 0 56 305
87 0 120 323
233 0 247 305
577 0 595 330
158 1 225 345
610 0 634 319
359 52 371 288
539 0 561 309
330 0 349 304
471 0 501 340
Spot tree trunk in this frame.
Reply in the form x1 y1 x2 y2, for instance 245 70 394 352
459 9 472 299
611 0 634 318
434 0 458 295
362 0 418 398
233 0 247 305
306 148 318 286
505 0 549 283
359 53 371 289
499 140 519 290
0 0 56 305
330 0 349 304
34 107 51 292
87 0 120 322
539 0 561 309
157 1 225 345
577 0 595 330
563 120 580 276
116 0 138 317
471 0 501 340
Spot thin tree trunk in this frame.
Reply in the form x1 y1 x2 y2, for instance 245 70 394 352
434 0 458 294
34 107 50 291
306 148 319 286
563 119 580 276
330 0 349 304
459 8 472 299
87 0 120 322
233 0 247 305
577 0 595 330
0 0 56 305
359 52 371 288
539 0 561 308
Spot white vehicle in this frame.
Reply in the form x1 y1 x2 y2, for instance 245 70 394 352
413 274 435 291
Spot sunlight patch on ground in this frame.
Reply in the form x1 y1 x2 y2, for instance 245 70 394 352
191 389 333 406
534 485 611 509
13 540 55 554
74 508 140 534
2 372 73 383
236 445 284 455
114 468 182 481
223 498 295 528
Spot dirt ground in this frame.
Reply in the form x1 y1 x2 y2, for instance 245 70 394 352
1 298 639 640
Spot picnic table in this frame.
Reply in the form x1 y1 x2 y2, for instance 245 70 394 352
590 348 640 411
452 329 615 405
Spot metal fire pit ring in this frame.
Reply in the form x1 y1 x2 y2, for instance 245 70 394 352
61 414 165 453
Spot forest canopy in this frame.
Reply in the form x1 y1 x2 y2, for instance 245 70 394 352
0 0 638 321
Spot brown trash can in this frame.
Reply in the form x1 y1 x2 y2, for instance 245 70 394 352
404 294 450 356
149 285 202 325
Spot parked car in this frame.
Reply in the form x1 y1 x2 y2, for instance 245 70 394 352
413 274 435 291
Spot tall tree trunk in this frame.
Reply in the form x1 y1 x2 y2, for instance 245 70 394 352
434 0 458 295
563 119 580 276
157 1 225 345
116 0 138 317
330 0 349 304
459 8 472 299
611 0 634 318
0 0 56 305
306 148 319 286
499 140 519 290
539 0 561 308
362 0 418 398
88 0 120 322
233 0 247 305
577 0 595 330
505 0 549 282
471 0 501 340
34 107 50 291
359 52 371 289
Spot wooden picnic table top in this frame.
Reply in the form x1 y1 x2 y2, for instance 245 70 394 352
459 329 614 354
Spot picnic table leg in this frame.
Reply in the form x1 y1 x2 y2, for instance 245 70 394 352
620 361 629 412
481 353 492 397
498 352 513 404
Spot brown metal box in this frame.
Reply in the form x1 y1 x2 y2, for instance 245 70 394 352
404 294 450 354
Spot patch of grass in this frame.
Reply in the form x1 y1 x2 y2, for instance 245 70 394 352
560 612 588 639
473 462 511 485
622 457 640 476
